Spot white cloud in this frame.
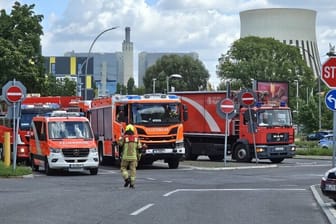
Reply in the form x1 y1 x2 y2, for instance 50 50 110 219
2 0 336 87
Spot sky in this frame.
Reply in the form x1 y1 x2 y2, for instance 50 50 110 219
0 0 335 87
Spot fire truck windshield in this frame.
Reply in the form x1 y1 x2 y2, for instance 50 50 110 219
257 109 292 127
48 121 93 139
131 103 181 125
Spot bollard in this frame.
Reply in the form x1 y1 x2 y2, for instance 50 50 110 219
4 132 10 166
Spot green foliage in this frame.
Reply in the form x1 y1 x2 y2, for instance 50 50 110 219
217 36 315 102
127 77 135 94
42 75 76 96
0 161 32 177
296 148 332 156
143 54 210 93
0 2 46 93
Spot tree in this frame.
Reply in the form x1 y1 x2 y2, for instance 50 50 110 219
217 36 315 106
143 54 210 93
43 75 76 96
217 36 319 131
0 2 45 93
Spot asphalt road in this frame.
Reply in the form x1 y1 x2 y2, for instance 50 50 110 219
0 157 334 224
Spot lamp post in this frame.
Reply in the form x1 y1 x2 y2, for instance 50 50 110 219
166 74 182 93
152 78 156 94
83 26 119 100
294 80 299 113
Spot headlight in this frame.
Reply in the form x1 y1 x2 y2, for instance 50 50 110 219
90 148 97 153
176 142 184 148
50 148 61 153
256 147 265 153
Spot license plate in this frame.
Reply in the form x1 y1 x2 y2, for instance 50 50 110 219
69 164 83 168
325 184 336 191
275 147 284 151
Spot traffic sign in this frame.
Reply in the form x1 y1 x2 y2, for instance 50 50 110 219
325 89 336 111
6 85 23 102
239 91 256 107
220 98 234 114
322 57 336 88
2 79 26 105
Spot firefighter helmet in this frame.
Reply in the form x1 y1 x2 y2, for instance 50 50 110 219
125 124 135 133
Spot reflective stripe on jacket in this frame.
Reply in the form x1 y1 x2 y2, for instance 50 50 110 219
119 135 142 161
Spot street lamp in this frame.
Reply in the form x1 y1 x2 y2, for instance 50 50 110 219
152 78 156 94
83 26 119 100
166 74 182 93
294 80 299 113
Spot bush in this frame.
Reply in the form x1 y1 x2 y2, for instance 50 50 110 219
0 162 32 177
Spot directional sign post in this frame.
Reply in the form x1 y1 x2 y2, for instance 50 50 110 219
218 98 235 166
323 57 336 168
238 90 258 163
1 79 26 171
325 89 336 167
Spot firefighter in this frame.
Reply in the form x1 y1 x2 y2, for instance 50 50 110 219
118 124 145 188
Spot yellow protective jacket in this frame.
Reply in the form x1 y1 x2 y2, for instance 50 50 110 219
118 134 142 161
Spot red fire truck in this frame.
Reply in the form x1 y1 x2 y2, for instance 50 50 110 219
174 91 296 163
0 96 80 164
89 94 187 168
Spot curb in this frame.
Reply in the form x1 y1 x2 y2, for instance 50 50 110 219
310 184 336 224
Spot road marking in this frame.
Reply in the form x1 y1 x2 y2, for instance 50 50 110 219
163 188 306 197
130 203 154 216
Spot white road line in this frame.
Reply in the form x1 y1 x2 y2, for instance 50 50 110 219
163 188 306 197
130 203 154 216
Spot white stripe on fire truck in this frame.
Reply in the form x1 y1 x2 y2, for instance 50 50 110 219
32 122 42 155
181 96 220 132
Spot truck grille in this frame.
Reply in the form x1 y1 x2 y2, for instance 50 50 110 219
267 133 289 143
62 148 90 157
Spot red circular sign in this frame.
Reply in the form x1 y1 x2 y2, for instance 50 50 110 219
322 57 336 88
220 98 234 114
241 92 255 106
6 86 23 102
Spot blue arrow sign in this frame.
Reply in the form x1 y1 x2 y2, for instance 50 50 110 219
325 89 336 111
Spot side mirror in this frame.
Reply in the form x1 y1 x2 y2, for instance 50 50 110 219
183 105 188 121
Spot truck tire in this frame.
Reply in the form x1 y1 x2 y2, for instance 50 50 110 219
90 168 98 175
168 159 179 169
30 154 39 171
185 140 198 161
234 144 252 162
270 158 284 163
44 157 53 175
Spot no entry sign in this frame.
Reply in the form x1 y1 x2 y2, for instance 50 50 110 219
220 98 234 114
6 86 23 102
240 91 256 107
2 79 26 104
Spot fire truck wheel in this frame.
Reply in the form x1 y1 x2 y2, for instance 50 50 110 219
234 144 252 162
167 159 179 169
270 158 284 163
30 155 39 171
184 140 198 161
44 158 53 175
90 168 98 175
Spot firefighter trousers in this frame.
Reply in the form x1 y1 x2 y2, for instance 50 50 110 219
120 160 138 185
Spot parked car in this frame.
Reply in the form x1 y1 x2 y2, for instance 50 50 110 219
318 134 334 149
321 167 336 201
306 130 332 141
